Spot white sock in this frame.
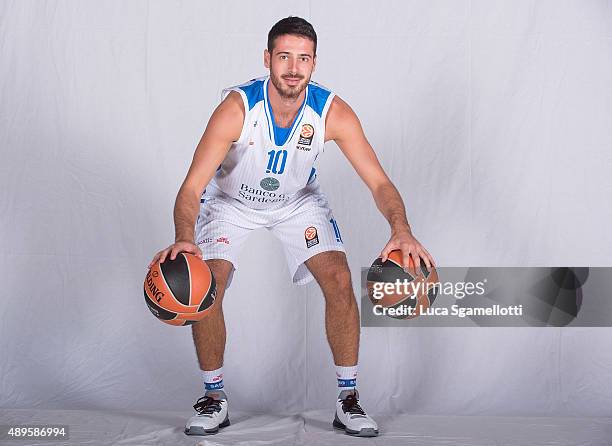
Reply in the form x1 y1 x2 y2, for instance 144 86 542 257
202 367 224 393
336 364 357 395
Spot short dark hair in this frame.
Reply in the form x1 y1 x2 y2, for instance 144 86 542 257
267 16 317 55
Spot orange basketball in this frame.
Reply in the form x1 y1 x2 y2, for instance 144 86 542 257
144 253 217 326
366 249 439 319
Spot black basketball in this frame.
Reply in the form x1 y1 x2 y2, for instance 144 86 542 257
366 249 438 319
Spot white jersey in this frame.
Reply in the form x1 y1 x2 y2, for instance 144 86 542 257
203 76 335 209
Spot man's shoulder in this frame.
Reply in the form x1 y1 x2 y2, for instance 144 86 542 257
323 95 361 142
308 79 332 93
307 80 335 118
223 76 267 111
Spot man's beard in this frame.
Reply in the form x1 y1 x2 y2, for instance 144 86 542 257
270 70 310 100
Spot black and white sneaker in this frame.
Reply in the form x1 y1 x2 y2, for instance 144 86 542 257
333 389 379 437
184 389 230 436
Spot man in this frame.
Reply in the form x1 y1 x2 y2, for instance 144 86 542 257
149 16 435 437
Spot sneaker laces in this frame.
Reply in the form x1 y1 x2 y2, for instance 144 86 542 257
193 396 222 416
341 393 366 416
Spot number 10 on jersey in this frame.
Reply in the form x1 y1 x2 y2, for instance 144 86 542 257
266 149 287 174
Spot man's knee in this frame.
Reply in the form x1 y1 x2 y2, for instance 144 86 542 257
204 259 234 305
329 267 352 289
319 266 355 303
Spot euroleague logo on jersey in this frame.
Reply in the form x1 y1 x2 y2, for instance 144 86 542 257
304 226 319 248
298 124 314 147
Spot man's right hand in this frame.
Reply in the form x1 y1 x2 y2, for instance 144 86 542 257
148 240 203 269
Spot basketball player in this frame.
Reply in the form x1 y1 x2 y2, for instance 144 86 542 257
148 16 435 437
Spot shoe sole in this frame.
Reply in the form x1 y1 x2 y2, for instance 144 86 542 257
184 415 230 436
333 416 379 437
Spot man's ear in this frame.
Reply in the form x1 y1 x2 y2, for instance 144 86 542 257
312 55 317 72
264 49 270 69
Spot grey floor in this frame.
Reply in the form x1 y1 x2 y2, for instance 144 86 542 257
2 408 611 445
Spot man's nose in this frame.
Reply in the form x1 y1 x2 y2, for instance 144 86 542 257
289 57 298 73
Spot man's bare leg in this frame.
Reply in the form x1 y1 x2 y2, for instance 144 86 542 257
185 259 234 435
191 259 234 371
305 250 378 437
305 251 359 366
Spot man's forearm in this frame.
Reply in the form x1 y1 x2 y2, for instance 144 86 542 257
372 182 412 234
173 186 201 243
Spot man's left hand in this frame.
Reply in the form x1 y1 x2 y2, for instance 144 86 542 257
380 229 436 277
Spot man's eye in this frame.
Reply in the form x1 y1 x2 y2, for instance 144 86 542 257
301 57 309 62
280 55 288 60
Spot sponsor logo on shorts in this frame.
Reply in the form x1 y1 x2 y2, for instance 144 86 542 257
216 236 230 245
260 177 280 191
298 124 314 146
296 144 311 151
305 226 319 248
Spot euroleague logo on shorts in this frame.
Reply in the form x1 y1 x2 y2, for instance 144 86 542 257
304 226 319 248
298 124 314 147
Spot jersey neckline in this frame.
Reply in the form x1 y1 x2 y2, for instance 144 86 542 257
262 77 309 148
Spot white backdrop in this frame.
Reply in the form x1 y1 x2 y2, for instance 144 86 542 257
1 0 611 418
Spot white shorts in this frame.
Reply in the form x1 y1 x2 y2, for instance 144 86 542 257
194 180 345 288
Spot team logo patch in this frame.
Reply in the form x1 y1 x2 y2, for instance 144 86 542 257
260 177 280 191
298 124 314 146
304 226 319 248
